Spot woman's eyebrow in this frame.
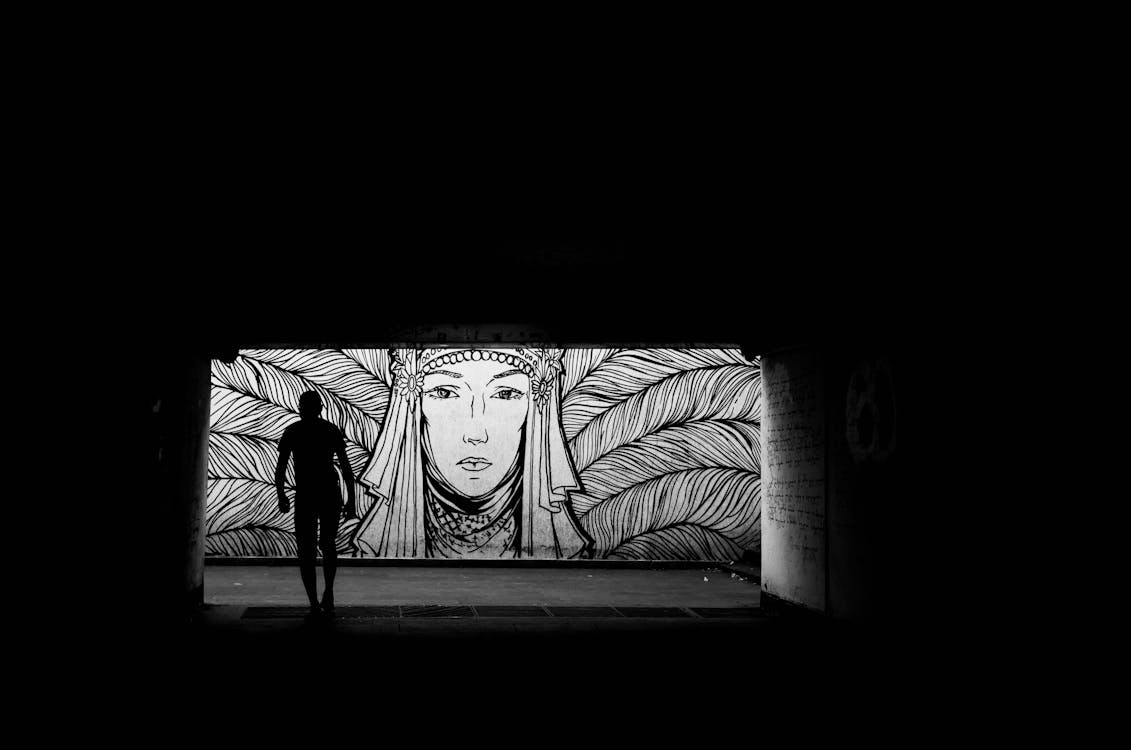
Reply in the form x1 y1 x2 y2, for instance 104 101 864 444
488 369 526 382
424 370 463 378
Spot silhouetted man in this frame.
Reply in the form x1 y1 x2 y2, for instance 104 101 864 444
275 391 357 616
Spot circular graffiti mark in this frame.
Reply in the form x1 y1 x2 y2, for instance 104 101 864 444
845 359 896 463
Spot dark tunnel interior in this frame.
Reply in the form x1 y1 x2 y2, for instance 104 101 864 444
52 236 1006 743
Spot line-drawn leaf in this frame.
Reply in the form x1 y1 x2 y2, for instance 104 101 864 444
561 348 620 395
569 365 762 472
240 349 389 419
206 479 364 555
208 432 370 495
212 356 386 449
575 420 760 508
207 478 295 535
208 433 294 486
206 527 298 557
342 349 392 387
210 386 297 440
561 348 751 440
579 467 760 558
209 385 374 468
606 523 745 560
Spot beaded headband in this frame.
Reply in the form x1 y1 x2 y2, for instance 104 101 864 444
391 347 563 409
418 347 538 378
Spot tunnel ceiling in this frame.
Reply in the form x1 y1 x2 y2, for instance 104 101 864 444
137 241 925 357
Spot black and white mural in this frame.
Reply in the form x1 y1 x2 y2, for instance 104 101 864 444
207 348 761 560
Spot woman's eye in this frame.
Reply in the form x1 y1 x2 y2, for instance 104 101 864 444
492 389 525 401
426 387 459 400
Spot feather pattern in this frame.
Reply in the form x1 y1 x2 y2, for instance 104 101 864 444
207 478 366 552
240 349 390 420
575 420 760 508
207 478 295 535
208 431 370 498
607 524 745 560
205 527 299 557
568 364 761 473
342 348 392 386
210 386 297 441
560 348 749 440
561 348 620 395
210 386 372 475
213 355 387 447
208 432 296 486
579 467 761 559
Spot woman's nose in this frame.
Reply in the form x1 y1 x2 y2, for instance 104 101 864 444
464 396 488 444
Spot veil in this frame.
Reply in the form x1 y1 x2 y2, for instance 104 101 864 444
350 347 593 558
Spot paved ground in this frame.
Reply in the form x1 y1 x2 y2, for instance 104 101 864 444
204 564 762 608
63 565 938 743
184 565 774 714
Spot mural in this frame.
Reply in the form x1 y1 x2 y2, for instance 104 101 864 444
207 348 761 560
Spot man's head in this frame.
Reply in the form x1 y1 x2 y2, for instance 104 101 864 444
299 391 323 419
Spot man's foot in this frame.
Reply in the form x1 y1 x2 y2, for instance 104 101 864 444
307 603 322 617
320 593 335 615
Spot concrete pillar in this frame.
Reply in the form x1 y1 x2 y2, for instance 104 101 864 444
149 351 210 618
761 345 901 622
762 346 828 611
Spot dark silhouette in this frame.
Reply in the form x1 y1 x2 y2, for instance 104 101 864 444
275 391 357 616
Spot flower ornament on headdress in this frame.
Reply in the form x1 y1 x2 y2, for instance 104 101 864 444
531 377 553 406
391 354 424 403
529 348 564 411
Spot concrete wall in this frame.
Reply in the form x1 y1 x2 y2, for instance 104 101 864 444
206 347 762 560
761 346 899 620
761 347 826 610
827 355 898 620
147 352 210 614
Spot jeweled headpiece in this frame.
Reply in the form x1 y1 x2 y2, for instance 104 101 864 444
418 347 539 377
392 347 563 410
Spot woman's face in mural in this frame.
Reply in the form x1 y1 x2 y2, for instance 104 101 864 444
422 358 529 497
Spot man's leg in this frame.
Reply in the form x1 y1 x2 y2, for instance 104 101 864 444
319 502 341 612
294 504 319 610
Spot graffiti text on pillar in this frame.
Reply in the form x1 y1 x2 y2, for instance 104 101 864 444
762 353 826 609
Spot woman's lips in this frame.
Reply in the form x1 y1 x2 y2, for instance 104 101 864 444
457 457 493 472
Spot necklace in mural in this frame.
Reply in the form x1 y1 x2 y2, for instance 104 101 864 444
425 493 520 558
422 451 523 558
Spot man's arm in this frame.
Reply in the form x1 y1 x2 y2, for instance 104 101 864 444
275 433 292 513
335 429 357 519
